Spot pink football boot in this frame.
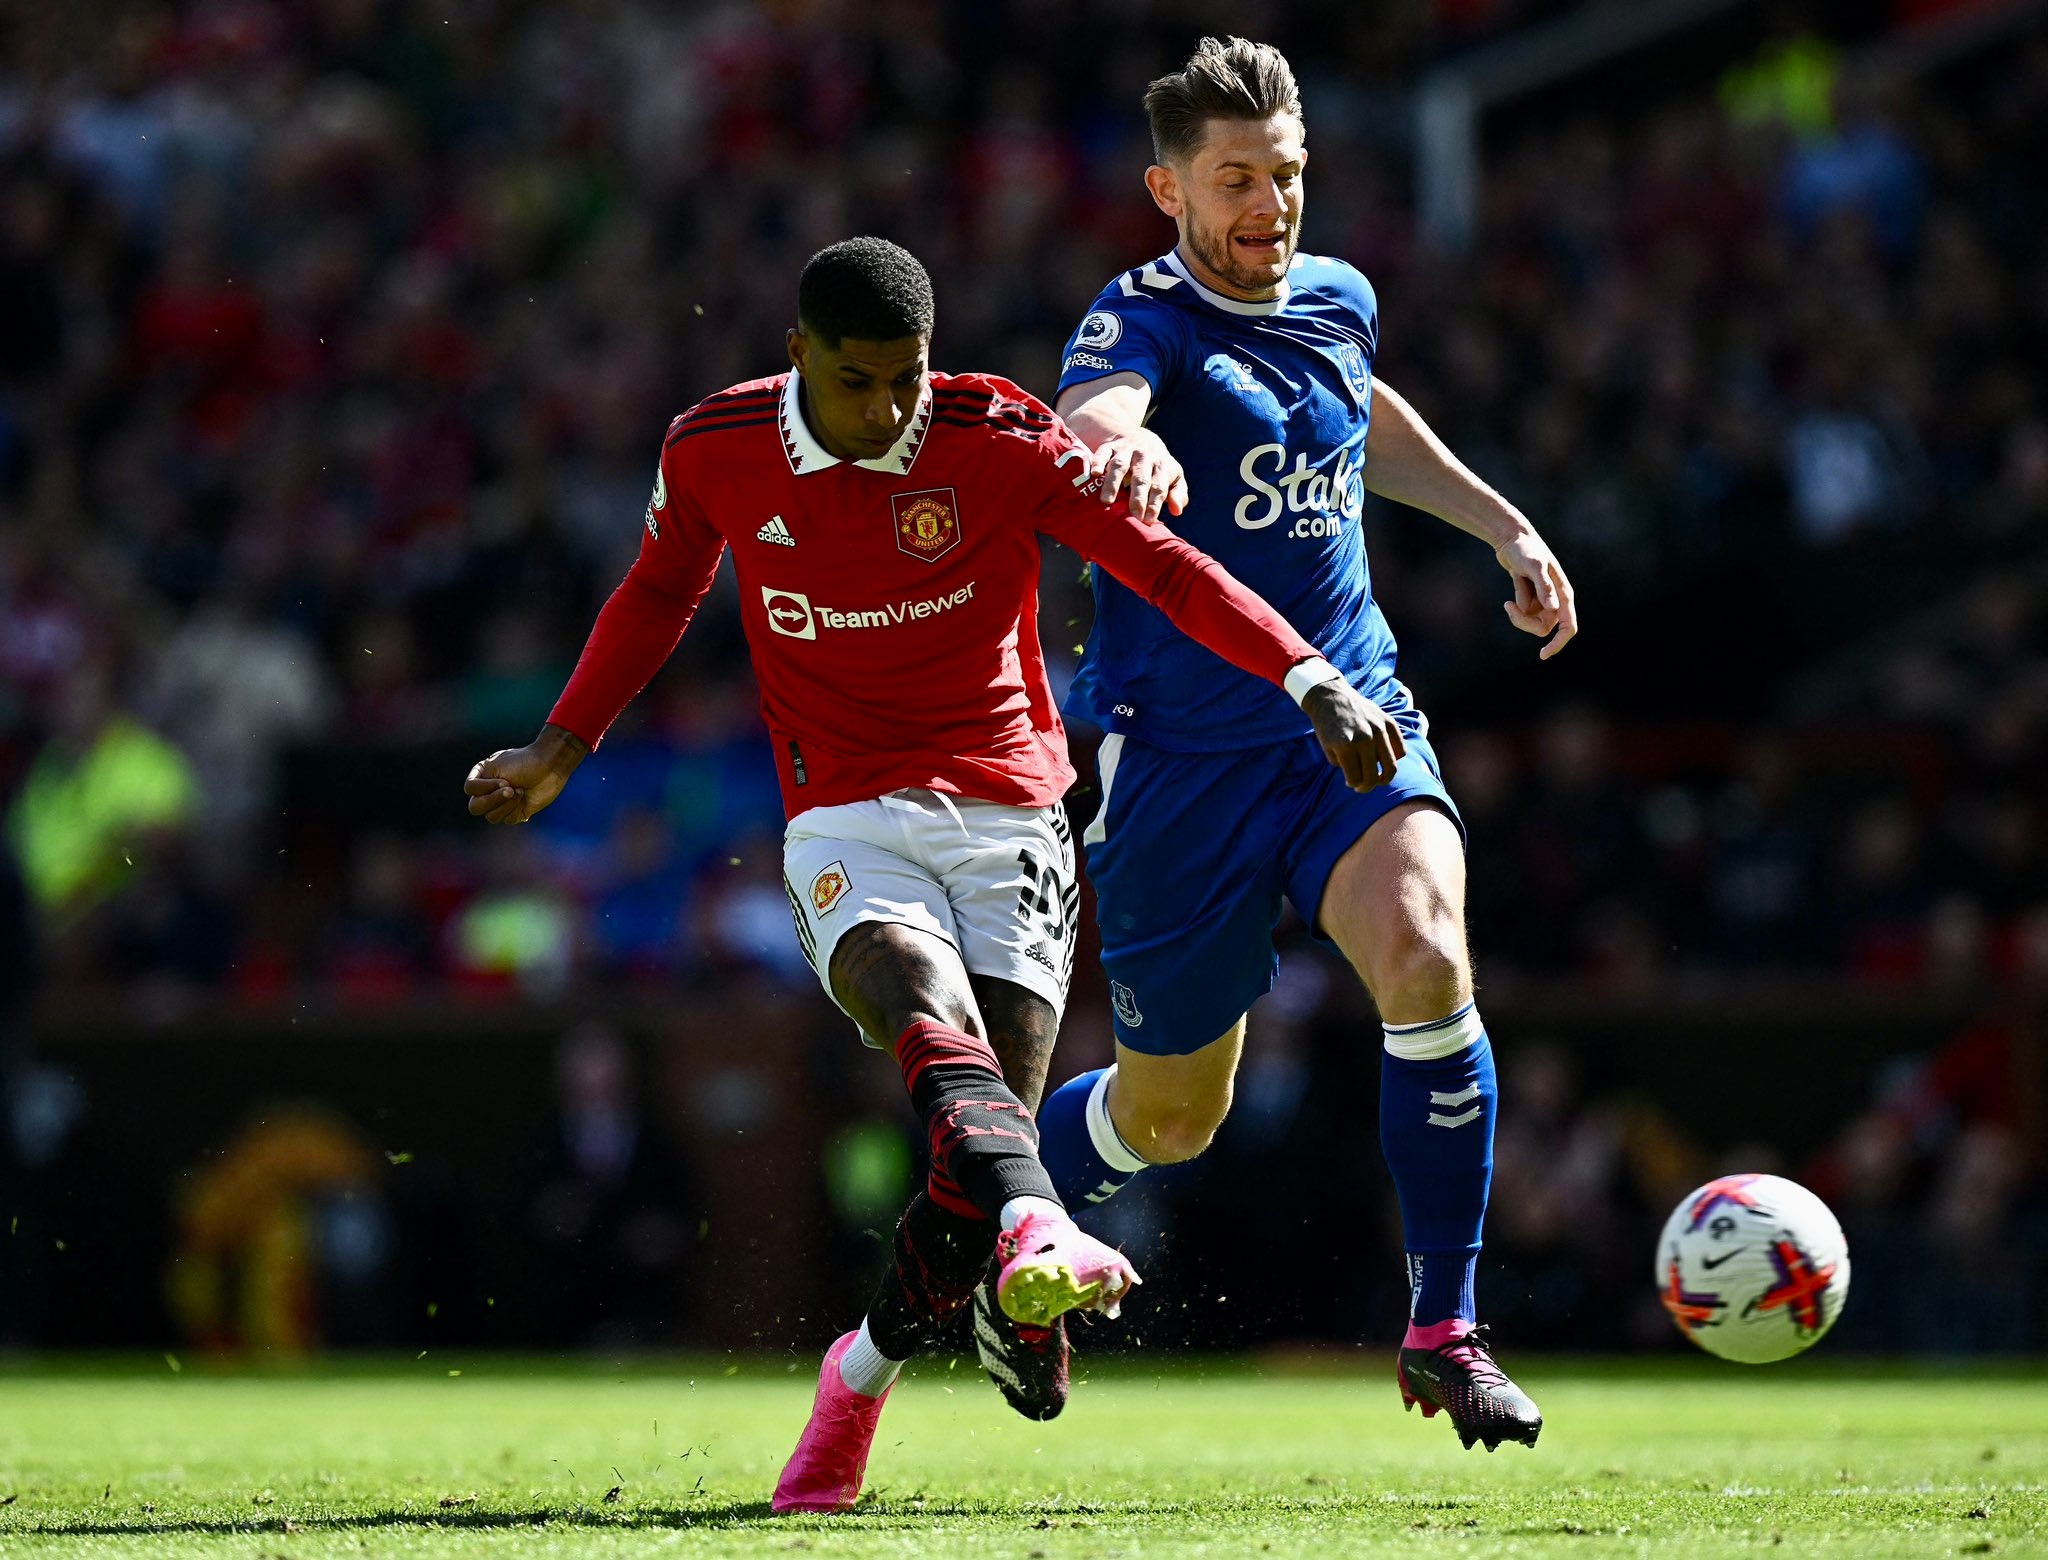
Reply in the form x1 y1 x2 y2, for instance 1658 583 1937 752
994 1208 1140 1327
772 1331 893 1513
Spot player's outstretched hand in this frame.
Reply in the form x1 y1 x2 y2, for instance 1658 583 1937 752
1495 527 1578 660
1302 680 1407 793
464 724 589 824
1089 429 1189 525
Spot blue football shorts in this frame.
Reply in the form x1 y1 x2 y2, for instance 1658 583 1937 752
1081 687 1461 1056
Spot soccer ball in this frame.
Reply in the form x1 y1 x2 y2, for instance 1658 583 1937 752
1656 1174 1850 1363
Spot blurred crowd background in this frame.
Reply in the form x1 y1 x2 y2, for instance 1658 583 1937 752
1 0 2043 1359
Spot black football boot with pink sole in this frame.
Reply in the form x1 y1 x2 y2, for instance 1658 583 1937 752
1397 1325 1543 1451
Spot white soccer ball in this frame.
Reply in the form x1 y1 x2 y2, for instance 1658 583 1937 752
1655 1173 1851 1363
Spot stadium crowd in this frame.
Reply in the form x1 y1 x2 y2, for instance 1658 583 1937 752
0 1 2042 1350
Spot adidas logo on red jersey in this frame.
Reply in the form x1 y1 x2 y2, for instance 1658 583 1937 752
757 515 796 546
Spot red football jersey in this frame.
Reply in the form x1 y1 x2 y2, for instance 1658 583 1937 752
549 371 1318 817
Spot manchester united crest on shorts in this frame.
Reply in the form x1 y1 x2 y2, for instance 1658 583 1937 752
890 487 961 562
810 861 851 914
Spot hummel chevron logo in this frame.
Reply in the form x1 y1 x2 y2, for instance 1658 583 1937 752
1118 261 1184 298
1427 1084 1483 1129
757 515 796 546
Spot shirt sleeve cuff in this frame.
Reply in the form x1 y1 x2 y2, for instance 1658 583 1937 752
1284 656 1345 707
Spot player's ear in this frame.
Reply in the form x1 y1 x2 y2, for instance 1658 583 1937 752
1144 163 1180 219
786 327 808 377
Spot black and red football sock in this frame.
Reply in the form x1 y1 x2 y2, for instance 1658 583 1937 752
864 1191 998 1362
894 1019 1062 1222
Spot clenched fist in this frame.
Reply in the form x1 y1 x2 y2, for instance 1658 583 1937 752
1302 679 1408 793
464 725 589 824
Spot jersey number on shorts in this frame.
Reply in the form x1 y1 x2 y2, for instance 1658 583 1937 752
1016 850 1069 942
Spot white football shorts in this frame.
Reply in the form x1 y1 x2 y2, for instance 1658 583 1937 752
782 788 1078 1040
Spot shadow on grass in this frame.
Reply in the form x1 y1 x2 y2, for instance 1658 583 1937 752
15 1502 782 1537
11 1499 1037 1537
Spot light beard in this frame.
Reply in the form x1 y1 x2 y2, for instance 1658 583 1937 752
1186 218 1296 299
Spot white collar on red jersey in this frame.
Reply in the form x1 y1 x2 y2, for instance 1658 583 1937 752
1162 247 1292 317
778 372 934 477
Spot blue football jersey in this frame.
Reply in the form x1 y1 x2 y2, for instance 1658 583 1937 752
1056 248 1399 751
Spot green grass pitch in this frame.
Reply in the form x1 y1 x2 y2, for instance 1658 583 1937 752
2 1356 2043 1556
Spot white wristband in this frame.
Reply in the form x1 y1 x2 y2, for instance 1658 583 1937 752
1284 656 1345 707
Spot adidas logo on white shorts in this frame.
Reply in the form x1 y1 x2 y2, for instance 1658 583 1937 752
757 515 796 546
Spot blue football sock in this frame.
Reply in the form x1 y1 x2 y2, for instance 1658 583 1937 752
1378 1005 1496 1327
1035 1066 1149 1209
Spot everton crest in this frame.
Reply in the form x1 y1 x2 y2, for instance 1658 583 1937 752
1335 342 1371 401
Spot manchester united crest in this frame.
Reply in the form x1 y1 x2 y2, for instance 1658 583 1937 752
810 861 851 914
890 487 961 562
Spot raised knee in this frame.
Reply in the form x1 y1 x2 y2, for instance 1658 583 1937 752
1375 923 1469 1017
1114 1093 1230 1165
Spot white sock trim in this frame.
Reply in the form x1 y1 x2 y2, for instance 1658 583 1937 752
1383 1003 1485 1061
1085 1066 1151 1174
837 1318 903 1397
999 1195 1063 1232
